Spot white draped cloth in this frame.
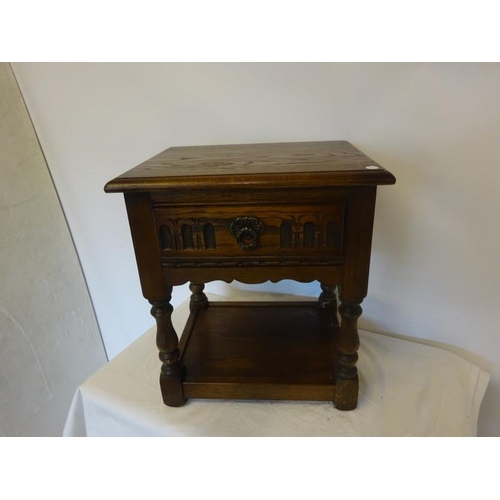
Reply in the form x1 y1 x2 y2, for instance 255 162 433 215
64 292 489 437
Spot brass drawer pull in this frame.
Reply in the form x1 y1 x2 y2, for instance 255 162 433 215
230 216 264 251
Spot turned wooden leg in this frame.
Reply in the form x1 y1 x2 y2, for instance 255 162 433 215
318 283 339 327
319 284 339 405
189 283 208 312
335 300 362 410
150 286 186 407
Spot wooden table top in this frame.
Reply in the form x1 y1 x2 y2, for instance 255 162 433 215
105 141 396 192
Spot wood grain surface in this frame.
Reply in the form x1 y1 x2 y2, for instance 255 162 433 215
179 301 336 402
105 141 396 192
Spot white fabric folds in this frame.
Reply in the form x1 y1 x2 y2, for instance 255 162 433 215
64 293 489 437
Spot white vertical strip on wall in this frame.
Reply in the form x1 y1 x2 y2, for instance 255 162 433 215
0 63 107 436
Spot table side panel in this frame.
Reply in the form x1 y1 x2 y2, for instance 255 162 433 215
340 186 377 301
124 192 166 301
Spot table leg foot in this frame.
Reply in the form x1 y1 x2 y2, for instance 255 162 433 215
335 372 359 410
159 371 186 407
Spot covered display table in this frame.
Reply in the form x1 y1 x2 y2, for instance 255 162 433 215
64 292 489 437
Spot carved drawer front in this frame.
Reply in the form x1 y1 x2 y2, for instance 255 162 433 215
153 203 345 263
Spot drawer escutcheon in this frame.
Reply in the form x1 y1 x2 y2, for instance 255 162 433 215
229 216 265 251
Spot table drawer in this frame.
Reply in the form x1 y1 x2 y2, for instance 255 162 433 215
153 202 345 263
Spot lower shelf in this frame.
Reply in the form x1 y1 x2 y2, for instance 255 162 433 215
178 301 337 402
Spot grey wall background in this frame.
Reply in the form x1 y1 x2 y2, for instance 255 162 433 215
0 63 106 436
11 62 500 436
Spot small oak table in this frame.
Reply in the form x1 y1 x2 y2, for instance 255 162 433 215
105 141 396 410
